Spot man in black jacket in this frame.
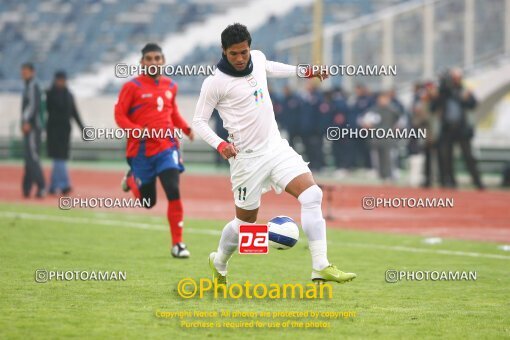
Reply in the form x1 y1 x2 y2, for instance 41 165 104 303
433 68 483 189
20 63 45 198
46 71 85 194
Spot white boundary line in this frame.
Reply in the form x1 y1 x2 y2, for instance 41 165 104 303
0 211 221 235
2 211 509 260
332 242 510 260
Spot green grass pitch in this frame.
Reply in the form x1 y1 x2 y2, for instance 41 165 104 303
1 203 509 339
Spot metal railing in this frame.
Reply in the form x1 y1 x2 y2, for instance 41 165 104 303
276 0 510 91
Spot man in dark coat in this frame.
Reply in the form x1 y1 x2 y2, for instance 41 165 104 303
329 87 351 174
45 71 85 194
350 84 375 169
432 68 483 189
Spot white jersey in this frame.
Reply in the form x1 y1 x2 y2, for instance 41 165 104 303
193 50 297 158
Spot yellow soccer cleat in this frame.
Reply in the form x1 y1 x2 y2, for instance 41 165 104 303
208 252 227 286
311 264 357 284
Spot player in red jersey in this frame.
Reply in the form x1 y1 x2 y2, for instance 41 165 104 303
115 43 194 258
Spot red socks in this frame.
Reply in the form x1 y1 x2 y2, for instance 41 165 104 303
128 173 183 245
167 199 184 245
127 175 141 199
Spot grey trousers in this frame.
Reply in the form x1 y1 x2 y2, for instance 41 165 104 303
23 129 45 195
371 144 397 180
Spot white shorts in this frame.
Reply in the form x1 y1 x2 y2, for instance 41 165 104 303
228 139 311 210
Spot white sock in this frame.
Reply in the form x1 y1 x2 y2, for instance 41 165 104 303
298 185 330 270
214 217 250 275
309 240 329 271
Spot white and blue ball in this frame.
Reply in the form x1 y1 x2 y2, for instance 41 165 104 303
268 216 299 250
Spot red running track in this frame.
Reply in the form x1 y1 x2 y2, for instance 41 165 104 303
1 165 509 243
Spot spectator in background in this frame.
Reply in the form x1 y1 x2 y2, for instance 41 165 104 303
20 63 45 198
300 82 325 171
407 82 425 183
361 91 403 182
432 68 484 189
388 87 405 115
279 86 302 148
350 83 374 171
45 71 85 194
329 87 351 177
409 82 441 187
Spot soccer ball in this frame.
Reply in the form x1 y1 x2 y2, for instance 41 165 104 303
268 216 299 250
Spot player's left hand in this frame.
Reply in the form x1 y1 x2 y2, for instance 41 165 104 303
312 66 329 81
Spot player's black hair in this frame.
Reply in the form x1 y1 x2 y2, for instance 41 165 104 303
141 43 163 56
21 62 35 71
221 23 251 50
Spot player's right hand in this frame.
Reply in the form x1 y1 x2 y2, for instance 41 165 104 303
218 142 238 160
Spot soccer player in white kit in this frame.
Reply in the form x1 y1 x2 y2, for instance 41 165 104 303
193 23 356 284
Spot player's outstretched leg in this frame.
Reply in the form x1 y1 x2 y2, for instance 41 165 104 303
121 169 141 199
121 169 131 192
297 184 357 283
209 217 251 285
122 169 156 209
